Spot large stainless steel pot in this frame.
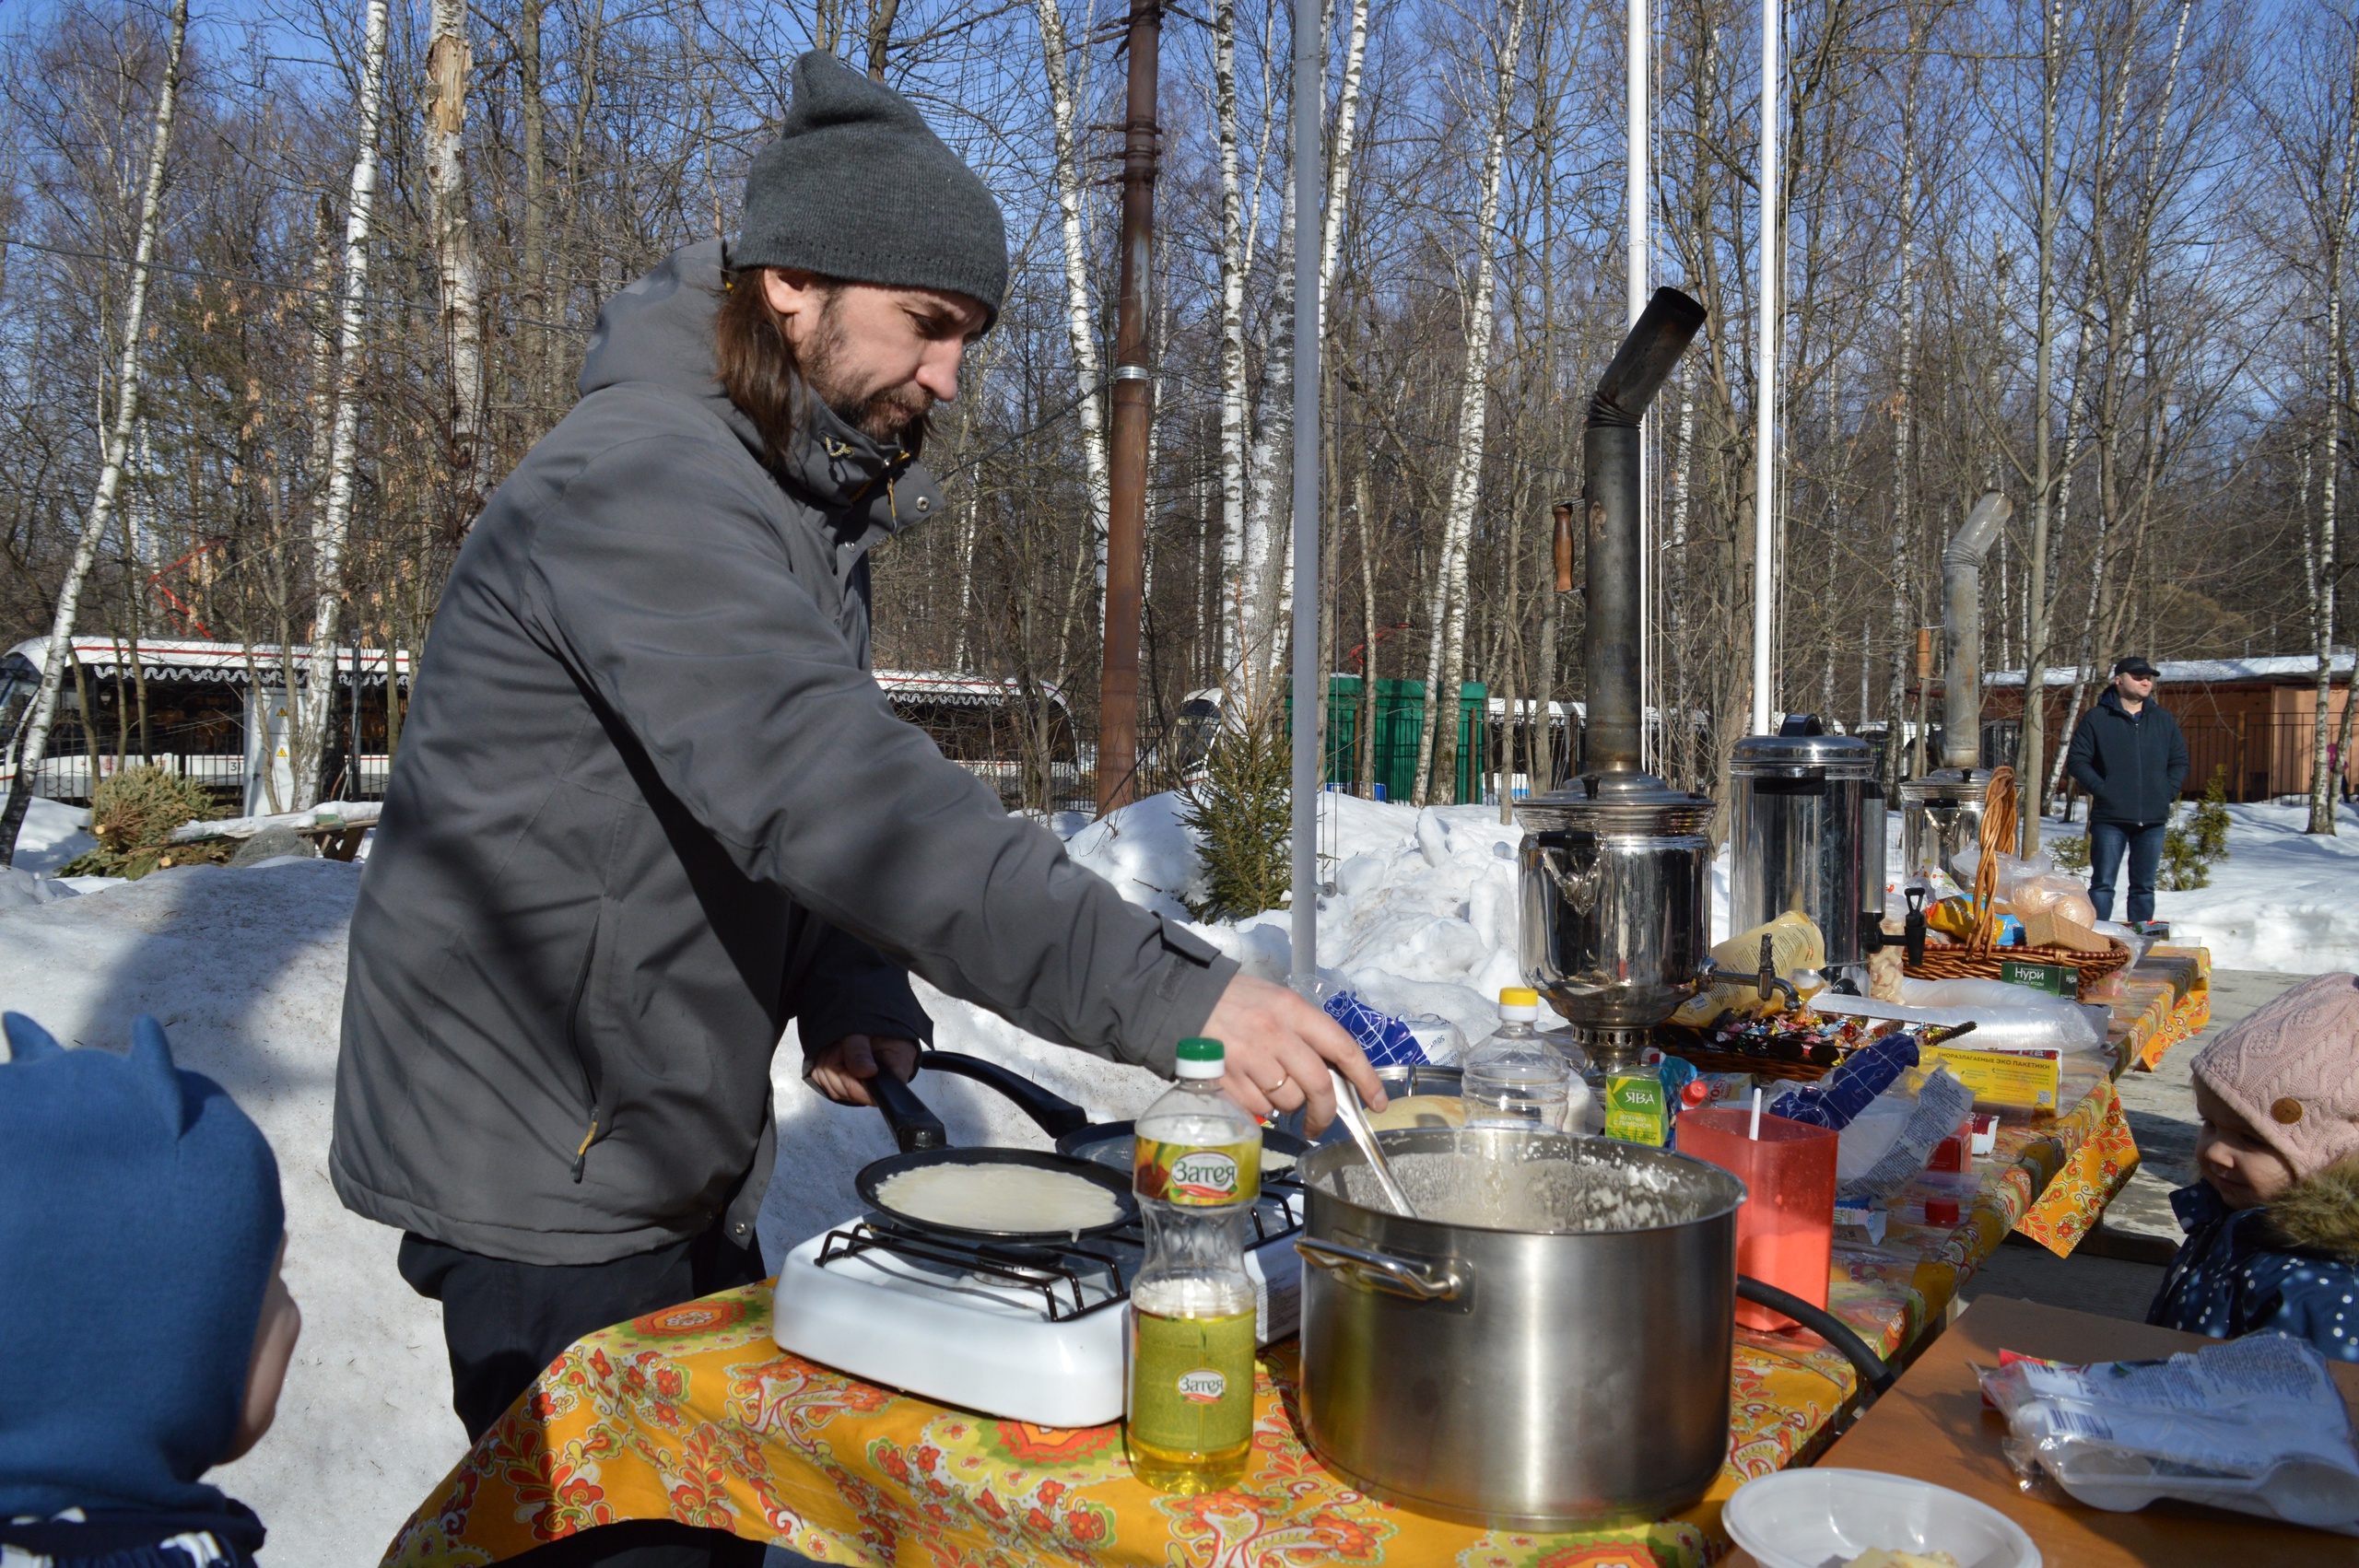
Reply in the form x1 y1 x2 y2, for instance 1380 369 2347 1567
1296 1128 1742 1528
1728 731 1874 968
1517 784 1716 1038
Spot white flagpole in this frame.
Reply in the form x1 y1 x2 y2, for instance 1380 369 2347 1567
1751 0 1779 734
1289 0 1323 992
1631 0 1652 767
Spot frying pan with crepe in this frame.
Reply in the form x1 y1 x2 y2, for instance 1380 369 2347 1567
857 1055 1137 1244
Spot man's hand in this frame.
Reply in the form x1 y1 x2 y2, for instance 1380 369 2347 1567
1200 975 1386 1135
808 1034 921 1107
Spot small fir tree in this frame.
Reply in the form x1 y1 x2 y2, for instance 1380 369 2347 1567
61 765 228 880
1179 708 1292 922
2161 770 2232 892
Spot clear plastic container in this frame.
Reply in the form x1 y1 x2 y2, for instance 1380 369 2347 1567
1461 988 1573 1130
1538 1024 1604 1134
1678 1106 1839 1332
1129 1036 1261 1494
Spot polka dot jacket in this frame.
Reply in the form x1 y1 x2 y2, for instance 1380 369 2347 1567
2147 1157 2359 1363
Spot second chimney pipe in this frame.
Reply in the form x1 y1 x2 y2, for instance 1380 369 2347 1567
1584 287 1708 778
1941 493 2013 771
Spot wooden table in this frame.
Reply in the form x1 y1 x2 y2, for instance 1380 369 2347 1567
1727 1295 2359 1568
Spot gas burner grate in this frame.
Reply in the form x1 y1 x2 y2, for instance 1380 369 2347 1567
816 1222 1133 1322
812 1181 1305 1325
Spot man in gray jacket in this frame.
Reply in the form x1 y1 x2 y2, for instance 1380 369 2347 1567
332 55 1373 1562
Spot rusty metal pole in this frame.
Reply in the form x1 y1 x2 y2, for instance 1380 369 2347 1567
1095 0 1159 816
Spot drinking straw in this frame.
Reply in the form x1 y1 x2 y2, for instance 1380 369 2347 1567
1748 1086 1764 1141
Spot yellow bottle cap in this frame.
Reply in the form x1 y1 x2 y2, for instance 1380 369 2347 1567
1499 987 1540 1006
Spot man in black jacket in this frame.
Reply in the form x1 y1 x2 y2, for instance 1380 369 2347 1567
2064 656 2190 927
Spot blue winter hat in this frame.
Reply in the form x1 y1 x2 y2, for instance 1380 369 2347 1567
0 1013 284 1518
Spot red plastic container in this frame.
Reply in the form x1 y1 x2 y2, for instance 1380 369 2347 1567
1679 1106 1840 1332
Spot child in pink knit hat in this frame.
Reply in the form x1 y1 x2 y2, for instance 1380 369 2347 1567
2147 971 2359 1361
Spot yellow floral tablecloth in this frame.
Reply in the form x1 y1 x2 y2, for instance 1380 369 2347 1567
386 953 2214 1567
383 1089 2137 1567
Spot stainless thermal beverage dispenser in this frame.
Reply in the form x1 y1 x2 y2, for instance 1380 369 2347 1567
1727 728 1875 973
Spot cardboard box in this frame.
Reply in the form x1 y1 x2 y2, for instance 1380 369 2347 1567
1834 1200 1889 1246
1920 1041 2064 1113
2021 908 2118 954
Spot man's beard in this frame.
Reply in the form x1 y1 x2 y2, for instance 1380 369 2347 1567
802 298 933 449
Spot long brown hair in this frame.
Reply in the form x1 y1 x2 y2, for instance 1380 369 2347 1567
714 267 814 470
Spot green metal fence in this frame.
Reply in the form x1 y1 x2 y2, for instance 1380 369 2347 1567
1288 676 1489 802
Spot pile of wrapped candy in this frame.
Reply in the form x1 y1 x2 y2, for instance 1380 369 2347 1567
1700 1008 1895 1067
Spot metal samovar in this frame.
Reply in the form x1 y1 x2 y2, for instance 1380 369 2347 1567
1898 493 2013 887
1516 289 1714 1074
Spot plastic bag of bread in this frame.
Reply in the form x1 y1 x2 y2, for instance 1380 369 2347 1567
2007 870 2097 930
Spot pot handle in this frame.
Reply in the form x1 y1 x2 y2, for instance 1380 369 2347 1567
1296 1236 1467 1302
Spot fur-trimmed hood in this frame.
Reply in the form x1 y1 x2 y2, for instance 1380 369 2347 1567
2268 1151 2359 1257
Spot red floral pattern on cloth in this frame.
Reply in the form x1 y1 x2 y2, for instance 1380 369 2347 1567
381 989 2169 1568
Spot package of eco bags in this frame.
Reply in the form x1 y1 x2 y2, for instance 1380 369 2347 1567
1977 1335 2359 1534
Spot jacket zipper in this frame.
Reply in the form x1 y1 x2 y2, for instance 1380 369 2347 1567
566 902 608 1184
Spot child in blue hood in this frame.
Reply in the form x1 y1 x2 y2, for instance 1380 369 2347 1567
0 1013 300 1565
2148 973 2359 1361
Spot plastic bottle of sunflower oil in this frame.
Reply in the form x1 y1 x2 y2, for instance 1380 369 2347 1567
1128 1036 1262 1493
1461 988 1576 1130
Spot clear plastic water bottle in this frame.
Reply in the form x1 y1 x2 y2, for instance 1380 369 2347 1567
1461 987 1574 1130
1128 1036 1261 1494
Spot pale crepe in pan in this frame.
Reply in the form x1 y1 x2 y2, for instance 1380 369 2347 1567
874 1162 1122 1234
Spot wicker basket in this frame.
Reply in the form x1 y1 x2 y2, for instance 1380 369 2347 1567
1903 940 2130 997
1899 766 2132 999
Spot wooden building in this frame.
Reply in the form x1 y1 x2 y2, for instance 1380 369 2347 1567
1979 652 2357 803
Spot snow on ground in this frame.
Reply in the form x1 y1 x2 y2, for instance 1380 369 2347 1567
1 788 2353 1562
0 861 450 1565
15 795 94 872
2040 800 2359 973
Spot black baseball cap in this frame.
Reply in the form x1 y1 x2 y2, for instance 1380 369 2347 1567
2113 656 2158 679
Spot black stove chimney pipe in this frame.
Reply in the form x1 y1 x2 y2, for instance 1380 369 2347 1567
1583 287 1708 782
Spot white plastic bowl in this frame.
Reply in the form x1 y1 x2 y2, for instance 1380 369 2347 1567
1724 1468 2042 1568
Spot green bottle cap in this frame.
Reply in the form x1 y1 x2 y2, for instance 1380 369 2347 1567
1176 1036 1225 1063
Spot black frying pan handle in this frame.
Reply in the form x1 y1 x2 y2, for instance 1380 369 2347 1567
867 1064 946 1152
917 1050 1092 1139
1736 1276 1895 1402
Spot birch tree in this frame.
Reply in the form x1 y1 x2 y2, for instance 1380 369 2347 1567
1239 158 1297 692
1411 0 1525 806
1034 0 1111 589
293 0 393 810
0 0 187 865
2013 0 2071 848
426 0 489 521
1317 0 1373 335
1215 0 1251 679
2300 16 2359 835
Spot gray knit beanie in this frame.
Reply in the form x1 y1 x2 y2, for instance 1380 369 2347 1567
733 52 1007 326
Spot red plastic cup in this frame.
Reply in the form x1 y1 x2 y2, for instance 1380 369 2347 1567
1680 1106 1840 1332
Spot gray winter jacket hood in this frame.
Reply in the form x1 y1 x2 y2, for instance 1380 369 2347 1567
331 240 1234 1266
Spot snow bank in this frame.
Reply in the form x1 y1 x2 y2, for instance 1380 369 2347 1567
0 862 453 1565
2043 801 2359 973
14 796 94 872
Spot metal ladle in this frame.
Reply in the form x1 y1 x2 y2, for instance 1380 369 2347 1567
1326 1065 1416 1218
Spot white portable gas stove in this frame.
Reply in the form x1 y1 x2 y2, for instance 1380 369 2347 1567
772 1179 1305 1428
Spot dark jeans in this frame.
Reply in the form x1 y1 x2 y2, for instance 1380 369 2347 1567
399 1224 773 1568
2087 820 2166 925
